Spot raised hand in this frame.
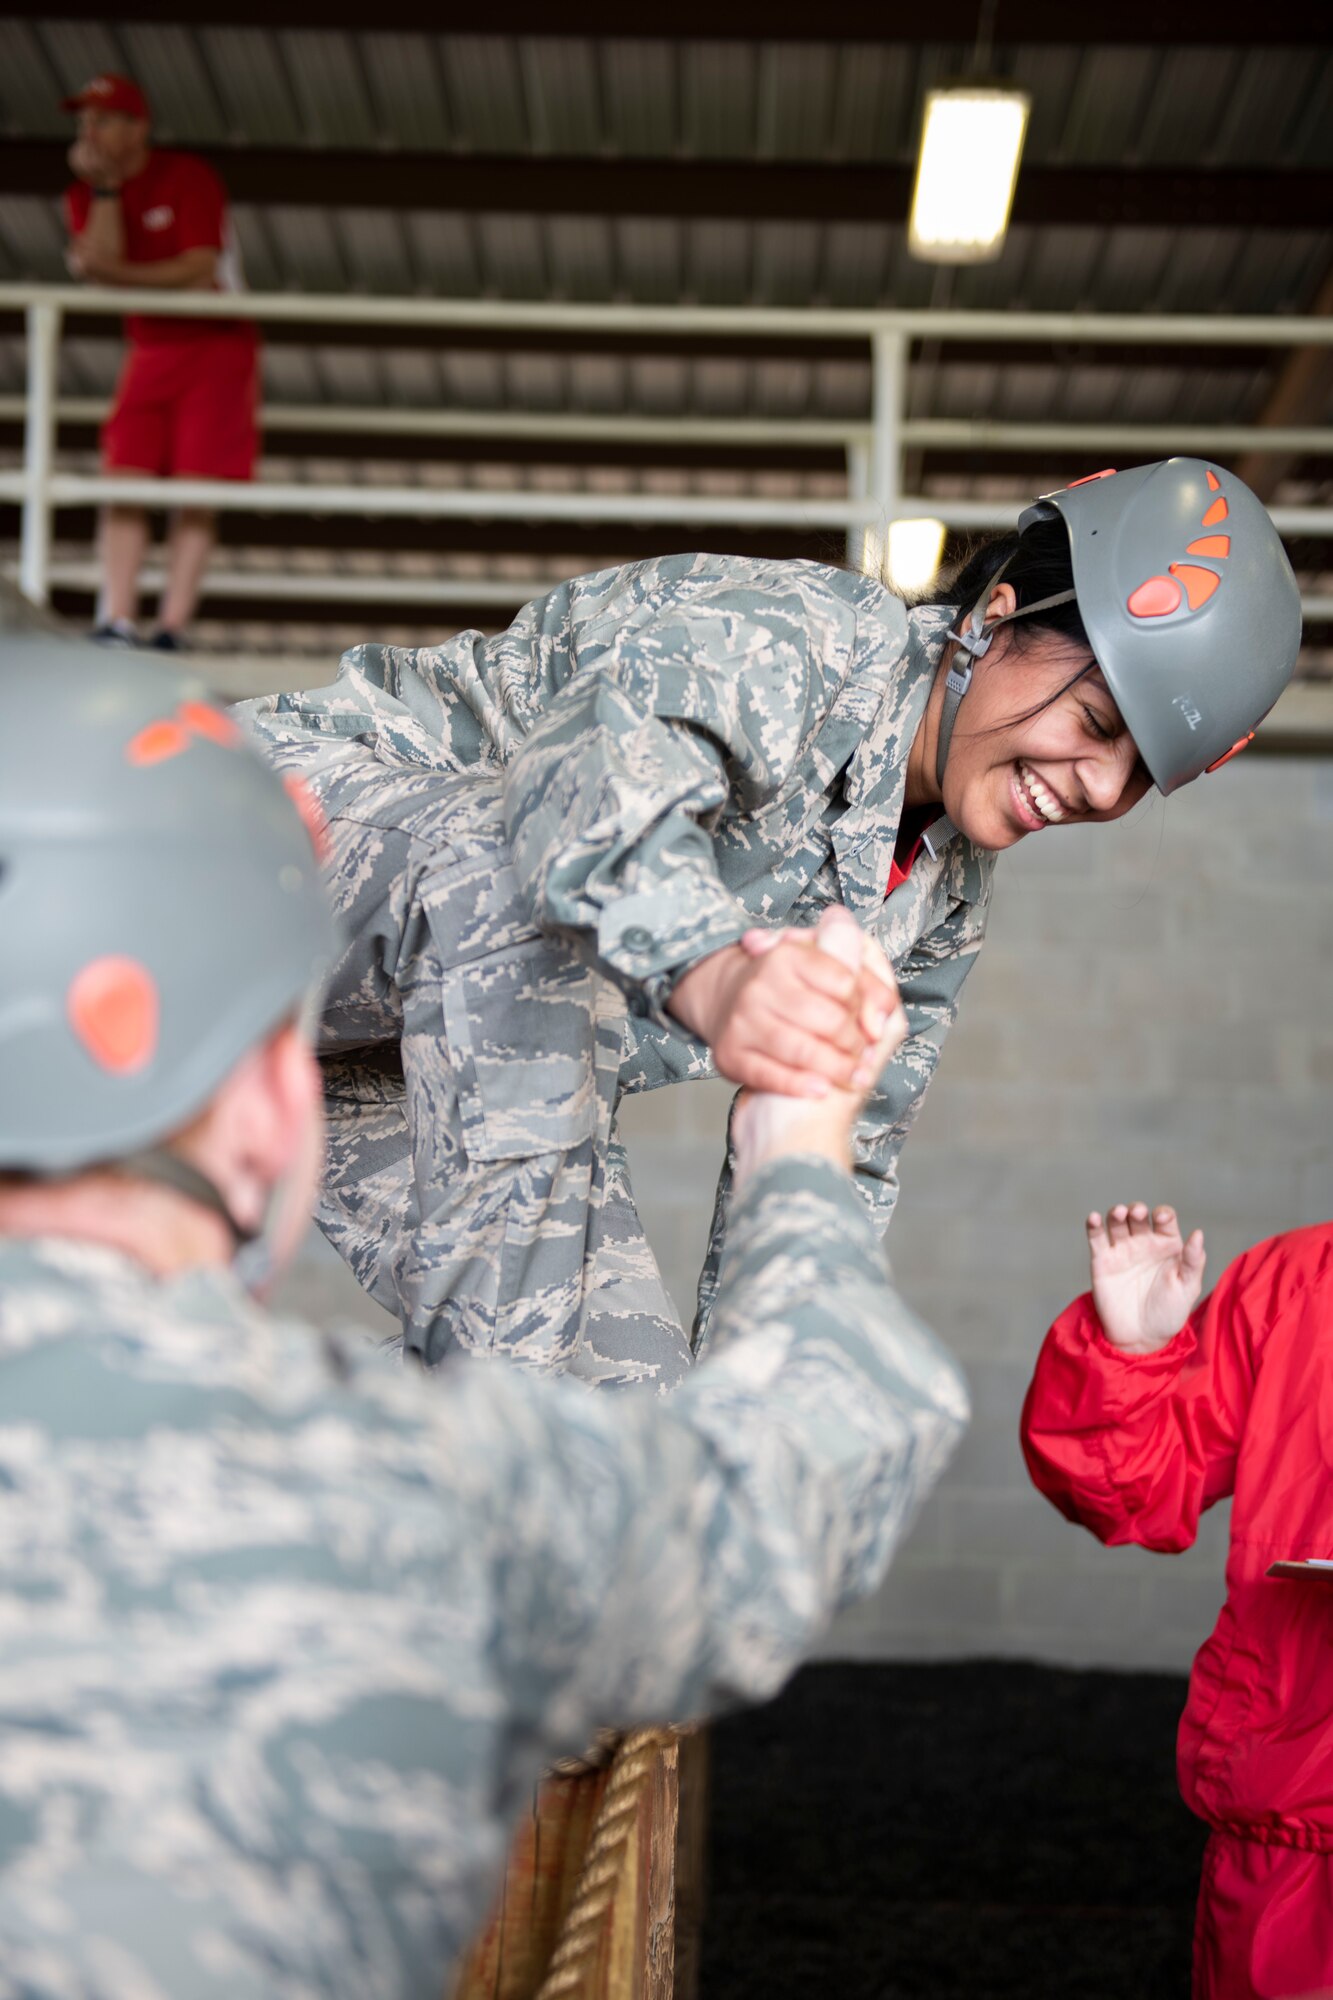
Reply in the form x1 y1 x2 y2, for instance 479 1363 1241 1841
1087 1202 1206 1354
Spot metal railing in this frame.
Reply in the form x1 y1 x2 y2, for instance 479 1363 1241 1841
3 282 1332 619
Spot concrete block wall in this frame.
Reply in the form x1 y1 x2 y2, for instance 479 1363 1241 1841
618 755 1333 1673
277 755 1333 1674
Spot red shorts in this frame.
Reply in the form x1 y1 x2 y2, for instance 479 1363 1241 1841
1194 1831 1333 1999
102 332 259 482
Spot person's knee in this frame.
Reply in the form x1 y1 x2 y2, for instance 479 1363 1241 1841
172 506 216 533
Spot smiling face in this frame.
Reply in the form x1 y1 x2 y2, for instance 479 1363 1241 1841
940 623 1152 851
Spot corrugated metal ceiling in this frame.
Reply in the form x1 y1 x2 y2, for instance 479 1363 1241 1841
3 25 1331 163
0 19 1327 653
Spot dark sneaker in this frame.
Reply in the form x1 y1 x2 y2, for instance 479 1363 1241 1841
148 629 185 653
90 621 139 648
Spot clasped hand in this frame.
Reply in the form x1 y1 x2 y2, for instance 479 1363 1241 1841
65 241 127 282
667 922 907 1099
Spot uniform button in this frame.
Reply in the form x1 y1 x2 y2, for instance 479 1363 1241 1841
621 926 654 950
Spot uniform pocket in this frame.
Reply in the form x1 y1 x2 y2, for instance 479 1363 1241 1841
441 939 599 1162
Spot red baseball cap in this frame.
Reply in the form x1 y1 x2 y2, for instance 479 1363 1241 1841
61 73 149 119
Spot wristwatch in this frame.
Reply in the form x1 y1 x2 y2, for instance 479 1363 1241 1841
91 186 119 199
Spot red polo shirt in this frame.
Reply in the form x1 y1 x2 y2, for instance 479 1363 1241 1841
65 150 255 348
886 808 932 897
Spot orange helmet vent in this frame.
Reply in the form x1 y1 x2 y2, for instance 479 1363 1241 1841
1169 563 1222 611
67 956 159 1074
177 700 242 747
1201 496 1229 528
1186 535 1230 559
282 773 331 863
1127 575 1182 619
127 701 245 768
127 719 191 766
1206 470 1221 491
1206 731 1254 775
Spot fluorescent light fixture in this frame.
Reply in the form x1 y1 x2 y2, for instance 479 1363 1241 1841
862 518 947 594
909 85 1030 264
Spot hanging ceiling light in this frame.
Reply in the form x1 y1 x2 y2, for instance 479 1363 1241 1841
908 83 1030 264
862 519 948 594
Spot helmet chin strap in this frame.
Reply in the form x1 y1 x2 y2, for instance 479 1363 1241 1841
113 1148 259 1248
114 1146 301 1298
933 556 1078 800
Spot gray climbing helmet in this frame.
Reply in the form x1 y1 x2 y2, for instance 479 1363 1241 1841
0 636 338 1175
1019 459 1302 794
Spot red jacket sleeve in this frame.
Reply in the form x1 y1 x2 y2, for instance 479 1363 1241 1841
1020 1245 1278 1553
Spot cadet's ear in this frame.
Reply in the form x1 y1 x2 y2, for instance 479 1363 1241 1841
178 1021 322 1239
263 1021 323 1152
983 581 1017 628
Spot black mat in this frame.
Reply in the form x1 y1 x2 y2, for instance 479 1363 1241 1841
701 1659 1204 1999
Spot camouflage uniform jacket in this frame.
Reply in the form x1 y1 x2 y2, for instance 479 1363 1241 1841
0 1157 967 1998
244 556 996 1327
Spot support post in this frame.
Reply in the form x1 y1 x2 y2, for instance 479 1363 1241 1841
20 301 60 607
845 440 870 567
870 327 907 576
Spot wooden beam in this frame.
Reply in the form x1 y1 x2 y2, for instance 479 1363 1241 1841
5 141 1328 229
1 1 1325 42
1234 265 1333 503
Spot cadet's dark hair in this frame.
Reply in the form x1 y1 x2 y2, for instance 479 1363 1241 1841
918 516 1104 733
926 516 1090 656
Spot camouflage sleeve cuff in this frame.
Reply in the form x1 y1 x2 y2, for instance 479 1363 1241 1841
596 873 753 1022
720 1152 884 1298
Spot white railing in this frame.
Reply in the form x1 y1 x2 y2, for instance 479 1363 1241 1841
4 282 1332 616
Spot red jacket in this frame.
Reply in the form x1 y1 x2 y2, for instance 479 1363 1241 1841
1022 1224 1333 1851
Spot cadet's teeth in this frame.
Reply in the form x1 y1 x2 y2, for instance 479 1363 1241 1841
1019 761 1066 823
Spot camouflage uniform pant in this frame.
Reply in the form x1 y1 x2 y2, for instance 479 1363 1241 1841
268 740 692 1389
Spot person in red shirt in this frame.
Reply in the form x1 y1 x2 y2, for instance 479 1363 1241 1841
1023 1201 1333 2000
63 73 259 650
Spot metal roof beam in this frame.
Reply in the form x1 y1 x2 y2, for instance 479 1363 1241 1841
7 400 1326 460
1 2 1325 42
1 509 834 563
4 423 848 474
5 143 1328 229
0 312 1281 372
39 561 1333 621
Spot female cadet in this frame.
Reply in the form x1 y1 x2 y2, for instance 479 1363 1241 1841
242 458 1301 1389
